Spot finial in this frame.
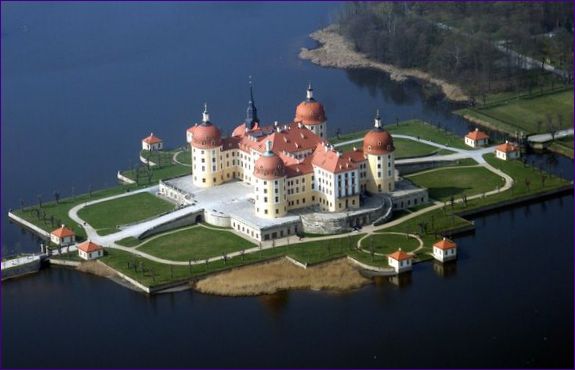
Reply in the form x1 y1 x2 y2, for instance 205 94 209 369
264 140 273 156
202 103 210 123
306 83 314 101
374 109 382 128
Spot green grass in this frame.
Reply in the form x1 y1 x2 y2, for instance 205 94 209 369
140 149 177 166
338 137 451 159
407 166 504 201
12 185 143 240
329 130 369 145
455 90 574 135
137 226 255 261
385 119 469 149
120 164 191 186
101 234 365 288
78 192 174 235
115 236 142 247
175 150 193 165
360 233 420 255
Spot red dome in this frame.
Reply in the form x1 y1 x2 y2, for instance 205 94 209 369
232 122 260 137
294 100 326 125
363 129 395 155
191 123 221 149
254 154 285 180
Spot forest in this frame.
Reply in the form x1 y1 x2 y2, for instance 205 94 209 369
336 2 573 99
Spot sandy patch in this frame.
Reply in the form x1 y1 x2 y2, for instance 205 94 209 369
194 257 371 296
299 25 469 103
76 260 118 278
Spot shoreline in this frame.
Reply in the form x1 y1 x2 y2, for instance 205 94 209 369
299 25 469 103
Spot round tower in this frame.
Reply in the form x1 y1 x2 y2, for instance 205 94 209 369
363 110 395 193
253 140 287 218
190 104 223 188
294 83 327 138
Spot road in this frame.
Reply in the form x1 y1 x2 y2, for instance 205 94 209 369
528 128 574 144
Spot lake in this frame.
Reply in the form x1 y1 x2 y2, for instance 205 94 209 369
1 2 573 368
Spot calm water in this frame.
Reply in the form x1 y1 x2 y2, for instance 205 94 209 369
1 2 573 368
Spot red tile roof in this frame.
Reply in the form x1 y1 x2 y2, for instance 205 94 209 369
51 225 75 238
496 142 519 153
388 249 412 261
311 143 366 174
433 238 457 250
77 241 103 253
143 133 162 144
465 129 489 141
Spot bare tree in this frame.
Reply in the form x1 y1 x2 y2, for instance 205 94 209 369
53 191 60 204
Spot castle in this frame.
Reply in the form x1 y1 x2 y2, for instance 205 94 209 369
185 84 396 219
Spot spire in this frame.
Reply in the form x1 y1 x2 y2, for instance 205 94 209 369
374 109 382 129
306 82 314 101
245 76 259 129
202 103 210 124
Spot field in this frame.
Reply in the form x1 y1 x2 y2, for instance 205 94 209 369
455 89 574 135
77 192 174 235
360 233 421 254
406 166 504 201
137 226 255 260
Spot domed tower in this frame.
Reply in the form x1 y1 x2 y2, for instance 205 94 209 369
363 110 395 193
190 104 223 188
294 83 327 138
253 141 287 218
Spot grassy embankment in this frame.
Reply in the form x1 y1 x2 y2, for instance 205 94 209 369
119 148 192 186
11 185 143 240
101 233 366 287
77 192 174 236
406 166 504 201
455 88 573 158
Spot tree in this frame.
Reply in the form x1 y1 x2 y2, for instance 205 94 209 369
53 191 60 204
89 184 93 198
20 199 25 210
541 175 547 187
525 178 531 191
37 195 42 208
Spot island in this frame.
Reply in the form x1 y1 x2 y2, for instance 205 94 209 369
5 81 572 295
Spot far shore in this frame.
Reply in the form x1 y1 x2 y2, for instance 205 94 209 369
299 25 469 103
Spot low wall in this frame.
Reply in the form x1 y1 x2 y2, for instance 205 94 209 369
8 212 50 238
347 256 396 275
139 155 158 167
396 161 458 175
456 184 573 218
205 211 231 228
137 209 204 239
49 259 81 267
301 196 389 235
117 171 136 184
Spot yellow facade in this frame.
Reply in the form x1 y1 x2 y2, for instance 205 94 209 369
192 146 225 188
254 177 287 218
365 152 395 193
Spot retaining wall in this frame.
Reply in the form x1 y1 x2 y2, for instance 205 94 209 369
138 209 204 239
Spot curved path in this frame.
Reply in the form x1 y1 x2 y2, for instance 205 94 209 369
173 150 193 167
68 135 514 266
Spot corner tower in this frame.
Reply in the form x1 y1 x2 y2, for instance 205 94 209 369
294 83 327 138
253 141 287 218
363 110 395 193
189 104 223 188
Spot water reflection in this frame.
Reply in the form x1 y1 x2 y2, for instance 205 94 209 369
372 272 413 288
433 260 457 279
259 290 289 317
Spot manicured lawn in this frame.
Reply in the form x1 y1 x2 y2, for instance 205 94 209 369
115 236 141 247
406 166 504 201
12 185 142 240
137 226 255 260
337 137 449 159
360 233 420 254
386 119 469 149
140 149 178 167
120 163 191 186
175 150 193 165
78 192 174 235
455 90 574 135
548 137 574 158
101 234 366 287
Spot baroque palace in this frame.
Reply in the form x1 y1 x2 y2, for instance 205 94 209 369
185 85 396 219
